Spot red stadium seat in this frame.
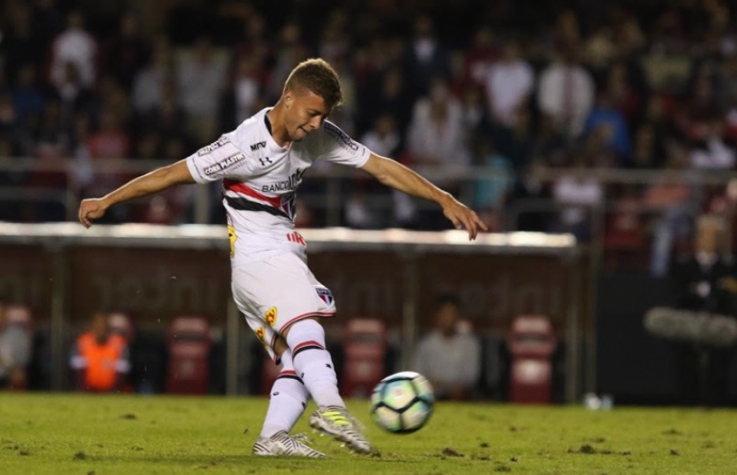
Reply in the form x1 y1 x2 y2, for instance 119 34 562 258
166 317 211 395
507 315 557 404
341 318 387 398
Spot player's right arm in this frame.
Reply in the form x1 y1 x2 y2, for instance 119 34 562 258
78 159 195 228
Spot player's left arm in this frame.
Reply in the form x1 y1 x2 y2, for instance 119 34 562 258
360 153 487 240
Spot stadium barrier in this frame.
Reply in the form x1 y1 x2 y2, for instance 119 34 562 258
0 223 586 400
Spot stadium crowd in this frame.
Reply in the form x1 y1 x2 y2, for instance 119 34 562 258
1 0 737 266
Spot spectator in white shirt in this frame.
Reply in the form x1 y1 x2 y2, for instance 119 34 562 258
178 36 227 142
552 156 603 240
485 40 535 128
537 48 595 139
690 118 736 169
407 77 470 170
50 10 97 90
414 295 481 400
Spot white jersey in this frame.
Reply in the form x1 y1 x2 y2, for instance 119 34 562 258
186 108 371 266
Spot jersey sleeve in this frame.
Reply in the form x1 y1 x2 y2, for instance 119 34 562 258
317 121 371 168
185 135 253 183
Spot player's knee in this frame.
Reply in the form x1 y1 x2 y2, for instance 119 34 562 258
285 318 326 352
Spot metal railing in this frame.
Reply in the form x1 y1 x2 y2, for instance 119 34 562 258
1 157 733 228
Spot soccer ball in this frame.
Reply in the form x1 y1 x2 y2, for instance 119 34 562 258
370 371 434 434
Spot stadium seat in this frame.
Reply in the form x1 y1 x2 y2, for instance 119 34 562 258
4 305 34 391
166 317 211 395
603 196 647 270
506 315 557 404
341 318 387 398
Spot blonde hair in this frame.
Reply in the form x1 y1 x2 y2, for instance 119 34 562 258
284 58 342 110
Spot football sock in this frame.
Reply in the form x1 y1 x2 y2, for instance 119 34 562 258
286 319 345 408
260 349 309 438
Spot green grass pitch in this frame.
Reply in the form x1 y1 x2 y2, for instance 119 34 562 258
1 394 736 474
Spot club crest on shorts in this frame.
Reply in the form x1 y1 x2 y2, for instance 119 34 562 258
255 327 265 342
316 287 334 305
265 307 278 327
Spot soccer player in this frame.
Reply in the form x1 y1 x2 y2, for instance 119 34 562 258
78 58 486 457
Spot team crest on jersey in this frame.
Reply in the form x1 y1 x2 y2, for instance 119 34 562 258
265 307 278 327
316 288 334 306
255 327 265 342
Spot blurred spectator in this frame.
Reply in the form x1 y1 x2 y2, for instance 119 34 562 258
472 138 513 223
414 295 480 400
11 64 46 126
0 300 32 390
538 47 595 139
219 57 263 131
105 13 149 91
670 215 736 406
132 38 174 116
70 312 130 392
403 16 452 101
50 10 97 90
552 156 603 241
1 4 48 83
583 92 632 163
359 67 413 137
494 106 535 170
407 77 469 169
360 114 408 227
266 22 308 101
689 117 735 169
484 40 534 128
645 144 696 277
504 159 554 233
177 37 227 143
461 26 499 89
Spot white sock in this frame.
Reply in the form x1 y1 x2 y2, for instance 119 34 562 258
286 319 345 408
259 349 309 438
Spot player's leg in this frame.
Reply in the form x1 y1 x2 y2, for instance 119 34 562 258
283 318 372 454
232 279 323 457
234 253 371 454
253 345 324 457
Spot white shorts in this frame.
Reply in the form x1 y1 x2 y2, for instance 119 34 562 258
231 252 336 360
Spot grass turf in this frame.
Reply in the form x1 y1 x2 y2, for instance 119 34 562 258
0 394 736 474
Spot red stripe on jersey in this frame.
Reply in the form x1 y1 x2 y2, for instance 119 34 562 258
292 340 325 352
223 179 282 208
279 370 298 376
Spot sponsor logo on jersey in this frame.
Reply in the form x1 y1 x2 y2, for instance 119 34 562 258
324 122 359 151
197 136 230 156
261 168 305 193
265 306 278 327
316 287 334 306
250 141 267 151
255 326 265 342
203 152 245 176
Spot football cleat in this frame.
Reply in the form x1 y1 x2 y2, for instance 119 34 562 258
252 431 325 457
309 405 372 454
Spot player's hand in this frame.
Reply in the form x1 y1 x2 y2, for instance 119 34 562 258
441 197 487 240
78 198 109 228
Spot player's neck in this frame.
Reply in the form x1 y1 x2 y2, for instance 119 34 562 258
266 103 292 148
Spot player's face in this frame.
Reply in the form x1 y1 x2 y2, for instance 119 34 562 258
284 89 330 142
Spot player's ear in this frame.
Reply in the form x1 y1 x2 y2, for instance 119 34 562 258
284 89 294 109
